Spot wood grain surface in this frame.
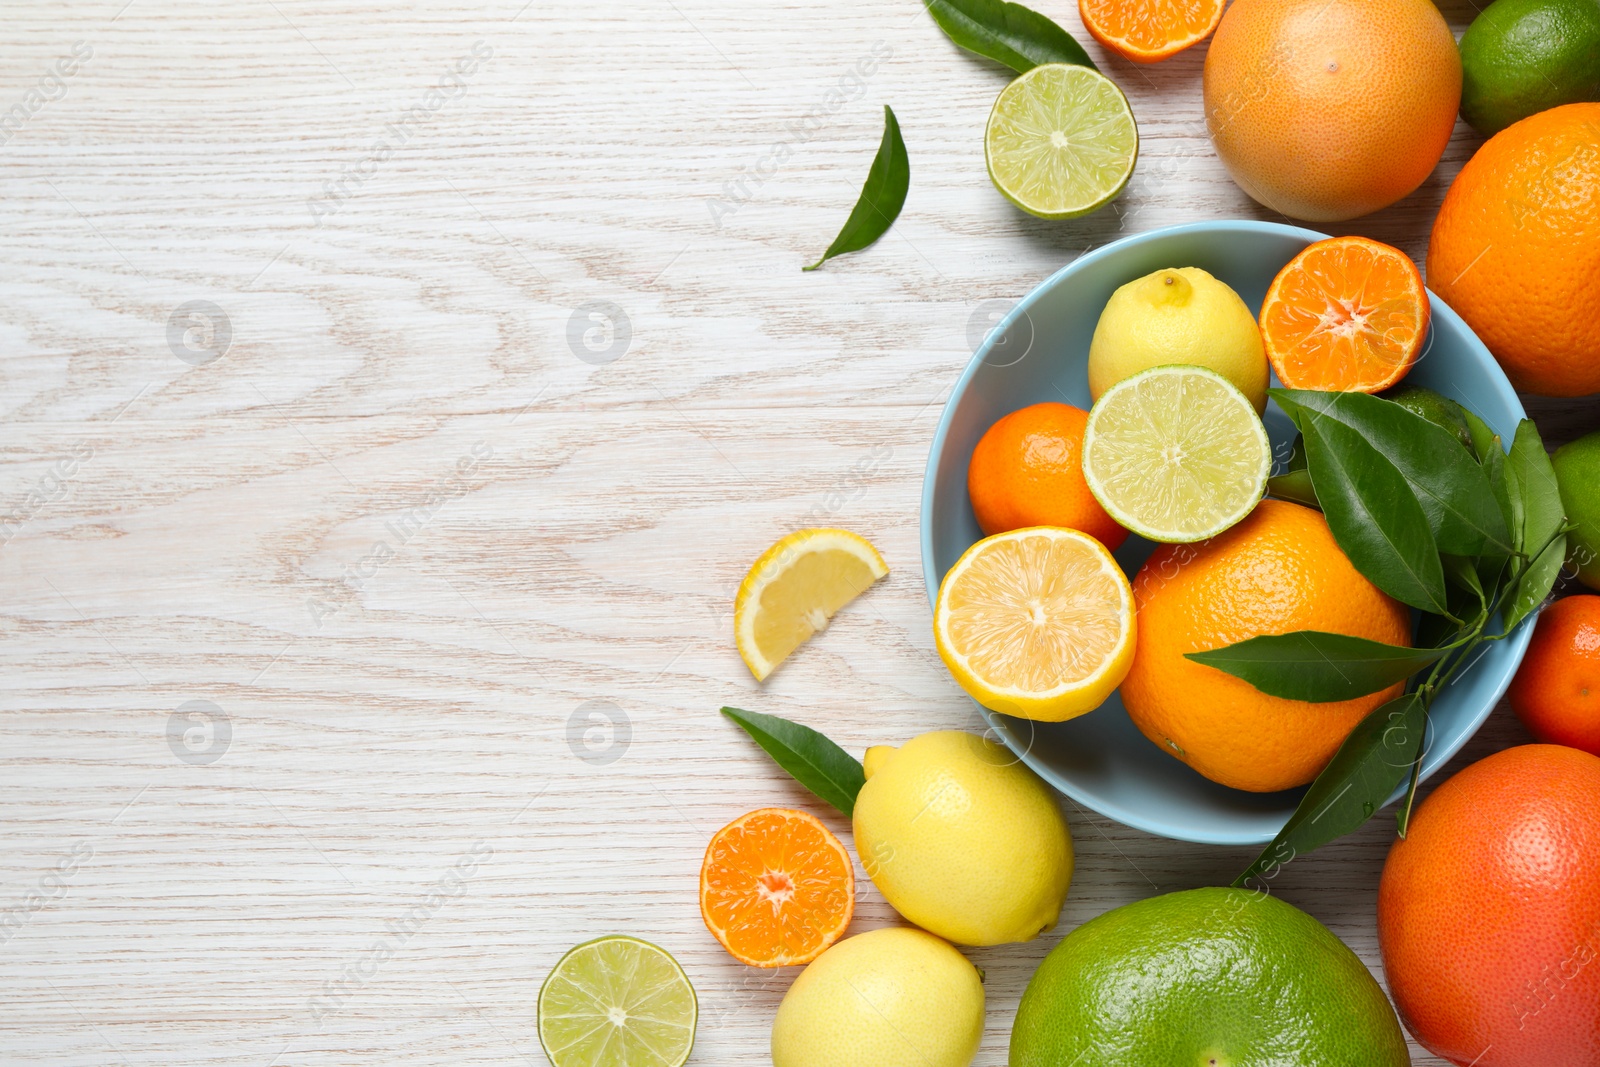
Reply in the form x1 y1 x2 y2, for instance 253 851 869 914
2 2 1597 1064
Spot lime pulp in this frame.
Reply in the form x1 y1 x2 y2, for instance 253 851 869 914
537 935 698 1067
1082 364 1271 543
984 63 1139 220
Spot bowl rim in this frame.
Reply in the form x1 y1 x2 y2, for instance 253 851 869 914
919 219 1532 844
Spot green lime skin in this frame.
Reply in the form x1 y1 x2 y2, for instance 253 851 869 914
1554 430 1600 590
1459 0 1600 136
1010 888 1411 1067
1381 385 1476 452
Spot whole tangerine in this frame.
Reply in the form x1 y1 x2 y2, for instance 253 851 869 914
1203 0 1461 222
967 402 1127 549
1510 595 1600 757
1428 102 1600 397
1378 744 1600 1067
1121 499 1411 792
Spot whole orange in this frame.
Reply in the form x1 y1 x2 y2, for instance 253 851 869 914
1428 103 1600 397
1378 744 1600 1067
1121 499 1410 792
1203 0 1461 222
1510 595 1600 757
967 402 1127 549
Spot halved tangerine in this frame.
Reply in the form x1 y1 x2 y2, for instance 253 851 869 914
1079 0 1226 63
1260 236 1430 394
698 808 854 968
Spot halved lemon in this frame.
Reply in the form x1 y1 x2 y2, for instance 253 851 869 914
735 529 888 682
1082 364 1271 543
934 527 1134 722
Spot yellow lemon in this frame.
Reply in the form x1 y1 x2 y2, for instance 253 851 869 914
1088 266 1269 412
734 528 887 682
771 927 983 1067
934 527 1134 722
852 731 1073 947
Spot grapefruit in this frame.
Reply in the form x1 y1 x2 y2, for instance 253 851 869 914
1203 0 1462 221
1378 744 1600 1067
1012 887 1410 1066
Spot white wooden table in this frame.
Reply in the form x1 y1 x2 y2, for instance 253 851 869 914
3 2 1595 1064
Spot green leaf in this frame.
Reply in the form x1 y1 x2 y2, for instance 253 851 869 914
1187 632 1448 702
1267 469 1319 509
1441 553 1484 602
1462 407 1499 464
1416 611 1465 651
1504 420 1568 632
803 106 910 272
1234 692 1426 886
1275 390 1510 557
924 0 1096 74
1291 407 1450 616
721 707 865 818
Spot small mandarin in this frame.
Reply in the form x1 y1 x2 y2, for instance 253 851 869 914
1509 595 1600 757
967 402 1127 548
699 808 854 968
1260 237 1428 393
1079 0 1226 63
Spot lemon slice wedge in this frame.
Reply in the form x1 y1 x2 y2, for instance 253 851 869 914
735 529 888 682
1082 364 1271 543
934 527 1135 722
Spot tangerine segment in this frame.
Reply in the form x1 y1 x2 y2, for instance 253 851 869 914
1080 0 1225 62
699 808 854 968
1260 236 1429 393
934 528 1135 723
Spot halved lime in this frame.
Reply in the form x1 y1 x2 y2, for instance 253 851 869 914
1082 365 1271 543
537 935 697 1067
985 63 1139 220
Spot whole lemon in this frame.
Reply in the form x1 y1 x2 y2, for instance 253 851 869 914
1087 267 1268 412
771 927 983 1067
852 731 1073 946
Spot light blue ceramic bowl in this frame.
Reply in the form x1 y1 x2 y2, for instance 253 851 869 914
921 220 1532 846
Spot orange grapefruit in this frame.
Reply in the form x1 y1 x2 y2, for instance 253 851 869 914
1203 0 1461 221
1379 745 1600 1067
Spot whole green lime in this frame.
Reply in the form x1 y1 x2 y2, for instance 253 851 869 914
1459 0 1600 135
1554 430 1600 590
1382 384 1475 452
1010 888 1410 1067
